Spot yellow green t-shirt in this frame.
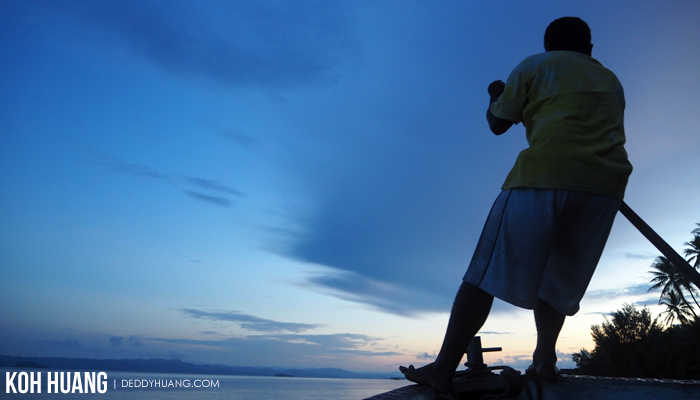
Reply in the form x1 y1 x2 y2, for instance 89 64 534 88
490 51 632 199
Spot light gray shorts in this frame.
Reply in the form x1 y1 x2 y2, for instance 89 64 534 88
463 188 621 316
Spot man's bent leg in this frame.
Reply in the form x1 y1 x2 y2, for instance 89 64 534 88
400 282 493 394
532 298 566 381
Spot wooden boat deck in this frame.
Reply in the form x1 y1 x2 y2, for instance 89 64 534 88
364 373 700 400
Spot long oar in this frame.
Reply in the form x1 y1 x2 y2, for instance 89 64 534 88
619 201 700 288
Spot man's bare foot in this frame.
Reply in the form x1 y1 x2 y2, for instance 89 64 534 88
526 363 559 382
528 352 560 382
399 363 453 394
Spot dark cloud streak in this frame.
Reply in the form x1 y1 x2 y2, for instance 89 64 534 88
184 177 244 197
184 191 232 208
622 252 658 260
86 146 243 207
180 308 322 333
108 158 170 180
302 270 450 316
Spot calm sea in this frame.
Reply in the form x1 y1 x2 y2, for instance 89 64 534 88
2 368 408 399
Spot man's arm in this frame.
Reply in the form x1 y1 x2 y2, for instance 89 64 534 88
486 80 515 135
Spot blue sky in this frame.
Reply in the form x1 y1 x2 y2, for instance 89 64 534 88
1 0 699 372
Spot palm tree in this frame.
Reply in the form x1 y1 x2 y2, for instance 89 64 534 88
683 230 700 270
658 290 694 326
649 256 699 313
691 223 700 236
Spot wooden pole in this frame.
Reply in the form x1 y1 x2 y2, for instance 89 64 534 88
619 201 700 288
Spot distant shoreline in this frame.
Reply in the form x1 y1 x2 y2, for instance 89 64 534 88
0 355 396 380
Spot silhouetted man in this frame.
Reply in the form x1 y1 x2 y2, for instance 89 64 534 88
400 17 632 394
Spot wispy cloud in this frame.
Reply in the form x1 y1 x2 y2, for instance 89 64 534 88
184 191 232 208
264 333 401 356
416 352 436 360
35 338 88 351
75 141 244 208
48 0 358 89
101 153 243 199
149 332 402 358
99 155 169 181
129 336 143 347
585 283 653 300
220 130 256 147
109 335 142 348
581 298 661 316
184 177 244 196
300 269 450 316
622 252 658 260
180 308 322 333
109 159 170 180
41 339 82 349
634 297 662 307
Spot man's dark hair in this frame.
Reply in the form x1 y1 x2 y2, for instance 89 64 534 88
544 17 591 52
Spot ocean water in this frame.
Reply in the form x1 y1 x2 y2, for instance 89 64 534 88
1 369 408 400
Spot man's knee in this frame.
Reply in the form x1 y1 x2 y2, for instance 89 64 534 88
456 281 493 305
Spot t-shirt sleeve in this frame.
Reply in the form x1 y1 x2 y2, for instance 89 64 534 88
489 60 531 123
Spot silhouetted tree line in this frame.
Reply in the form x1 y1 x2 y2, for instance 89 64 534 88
572 222 700 379
572 304 700 379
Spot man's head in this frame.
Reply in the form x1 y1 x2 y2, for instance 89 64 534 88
544 17 593 56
